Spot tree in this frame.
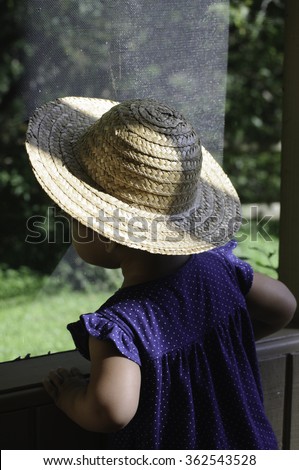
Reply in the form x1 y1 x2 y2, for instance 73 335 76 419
224 0 284 203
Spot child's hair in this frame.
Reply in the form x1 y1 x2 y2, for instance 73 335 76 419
26 97 241 254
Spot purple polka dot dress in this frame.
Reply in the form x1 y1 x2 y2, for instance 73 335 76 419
68 241 278 450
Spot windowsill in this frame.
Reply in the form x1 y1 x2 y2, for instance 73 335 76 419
255 327 299 358
0 350 90 393
0 328 299 413
0 350 90 413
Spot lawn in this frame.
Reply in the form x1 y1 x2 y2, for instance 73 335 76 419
0 289 115 362
0 220 279 363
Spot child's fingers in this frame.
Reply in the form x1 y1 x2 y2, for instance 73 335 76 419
43 376 59 401
70 367 84 377
48 369 65 386
56 368 70 381
43 369 66 397
43 368 86 404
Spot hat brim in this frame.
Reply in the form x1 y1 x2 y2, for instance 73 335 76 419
26 97 241 255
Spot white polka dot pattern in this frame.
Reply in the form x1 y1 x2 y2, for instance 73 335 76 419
68 241 278 450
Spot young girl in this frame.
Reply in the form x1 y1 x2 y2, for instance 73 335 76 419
26 97 296 449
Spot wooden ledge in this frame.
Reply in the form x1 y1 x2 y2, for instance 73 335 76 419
0 328 298 413
256 328 299 359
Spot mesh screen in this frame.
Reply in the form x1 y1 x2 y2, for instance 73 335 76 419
4 0 230 359
25 0 229 161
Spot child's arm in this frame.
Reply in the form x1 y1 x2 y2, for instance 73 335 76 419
44 337 141 433
246 272 297 340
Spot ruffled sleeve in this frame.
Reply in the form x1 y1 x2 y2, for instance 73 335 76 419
216 240 254 295
67 312 141 366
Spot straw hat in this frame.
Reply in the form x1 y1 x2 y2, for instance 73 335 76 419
25 97 241 254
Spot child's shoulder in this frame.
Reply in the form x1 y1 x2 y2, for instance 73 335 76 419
204 240 238 258
199 240 253 296
193 240 239 271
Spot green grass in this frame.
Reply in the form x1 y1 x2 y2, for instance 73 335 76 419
0 220 279 363
0 288 114 362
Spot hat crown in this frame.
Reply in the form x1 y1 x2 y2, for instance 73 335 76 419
26 96 241 254
76 99 202 215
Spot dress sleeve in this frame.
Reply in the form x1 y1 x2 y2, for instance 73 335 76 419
67 312 141 366
218 240 254 296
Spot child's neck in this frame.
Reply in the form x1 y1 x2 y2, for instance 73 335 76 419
120 253 191 288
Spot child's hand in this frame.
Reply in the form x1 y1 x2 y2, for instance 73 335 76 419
43 367 87 409
42 339 141 432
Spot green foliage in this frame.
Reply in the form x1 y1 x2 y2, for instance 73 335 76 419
224 151 281 203
0 265 45 300
0 257 122 300
236 219 279 278
226 0 284 153
0 1 58 271
224 0 284 203
0 0 284 271
42 253 123 294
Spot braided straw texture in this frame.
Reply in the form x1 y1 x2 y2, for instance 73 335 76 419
26 97 241 254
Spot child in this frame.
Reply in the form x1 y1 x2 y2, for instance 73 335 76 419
26 98 296 449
